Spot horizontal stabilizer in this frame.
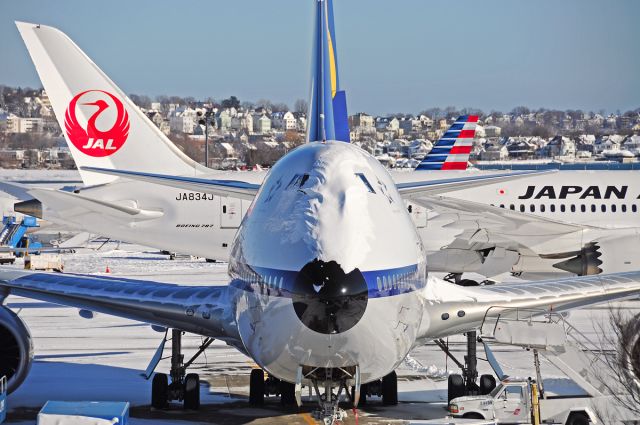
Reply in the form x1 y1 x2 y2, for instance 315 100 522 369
28 188 163 221
81 167 260 201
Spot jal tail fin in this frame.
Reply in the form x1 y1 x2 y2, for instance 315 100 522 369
16 22 207 186
415 115 478 171
306 0 350 143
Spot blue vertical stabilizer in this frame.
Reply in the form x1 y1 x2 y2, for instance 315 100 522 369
307 0 350 143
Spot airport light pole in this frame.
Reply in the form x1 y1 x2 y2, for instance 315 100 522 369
197 109 215 168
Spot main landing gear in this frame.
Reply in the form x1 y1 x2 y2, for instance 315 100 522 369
248 368 296 407
151 329 214 410
248 365 399 425
435 331 496 403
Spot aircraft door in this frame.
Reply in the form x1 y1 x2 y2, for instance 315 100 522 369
220 198 242 228
407 202 427 228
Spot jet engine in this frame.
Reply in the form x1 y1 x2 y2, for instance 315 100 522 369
0 306 33 393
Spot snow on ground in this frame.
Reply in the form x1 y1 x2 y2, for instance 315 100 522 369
2 244 639 424
0 169 81 182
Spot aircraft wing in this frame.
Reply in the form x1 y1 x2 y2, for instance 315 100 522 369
82 166 260 201
0 269 241 343
0 181 32 201
417 195 585 235
396 170 552 198
418 271 640 340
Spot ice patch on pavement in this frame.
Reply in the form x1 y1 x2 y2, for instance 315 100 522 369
403 355 449 380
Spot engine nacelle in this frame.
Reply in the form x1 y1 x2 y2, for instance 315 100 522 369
0 306 33 393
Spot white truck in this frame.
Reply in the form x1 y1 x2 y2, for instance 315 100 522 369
447 307 639 424
448 377 623 424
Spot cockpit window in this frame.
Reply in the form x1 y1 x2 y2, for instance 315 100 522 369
355 173 376 193
286 174 311 190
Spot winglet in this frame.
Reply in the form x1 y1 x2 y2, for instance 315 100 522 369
307 0 350 143
416 115 478 170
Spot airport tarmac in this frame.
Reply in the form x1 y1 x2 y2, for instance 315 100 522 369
4 245 639 424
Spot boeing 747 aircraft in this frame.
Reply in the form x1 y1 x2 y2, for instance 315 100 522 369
2 2 640 424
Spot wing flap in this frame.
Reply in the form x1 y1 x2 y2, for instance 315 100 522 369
81 166 259 201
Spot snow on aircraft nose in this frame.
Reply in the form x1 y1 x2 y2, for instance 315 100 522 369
291 259 368 334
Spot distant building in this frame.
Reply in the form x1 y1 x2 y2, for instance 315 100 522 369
543 136 576 157
0 149 26 167
272 111 297 131
484 126 502 138
349 113 374 129
398 117 421 133
217 109 233 132
169 107 196 134
506 138 537 159
254 114 272 134
6 115 43 133
480 143 509 161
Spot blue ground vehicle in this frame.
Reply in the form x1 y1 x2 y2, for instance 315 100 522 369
0 216 43 263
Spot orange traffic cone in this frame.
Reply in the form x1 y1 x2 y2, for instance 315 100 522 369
105 265 110 273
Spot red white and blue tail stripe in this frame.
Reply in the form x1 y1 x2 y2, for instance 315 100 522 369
415 115 478 170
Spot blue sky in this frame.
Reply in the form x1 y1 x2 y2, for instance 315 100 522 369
1 0 638 115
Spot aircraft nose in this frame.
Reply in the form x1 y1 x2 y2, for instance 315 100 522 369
291 259 368 334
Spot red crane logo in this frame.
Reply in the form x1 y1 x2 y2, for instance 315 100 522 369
64 90 130 157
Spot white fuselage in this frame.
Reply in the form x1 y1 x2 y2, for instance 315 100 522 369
37 168 640 277
228 141 426 383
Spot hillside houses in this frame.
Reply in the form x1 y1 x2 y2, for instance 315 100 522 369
1 85 639 169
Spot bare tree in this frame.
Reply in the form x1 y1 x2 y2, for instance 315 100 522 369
592 308 640 421
255 99 273 111
272 102 289 113
294 99 308 114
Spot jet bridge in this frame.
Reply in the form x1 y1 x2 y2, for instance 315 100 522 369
479 306 611 397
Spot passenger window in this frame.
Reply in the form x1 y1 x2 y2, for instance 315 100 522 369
499 204 504 209
581 205 586 213
560 205 566 212
520 205 525 212
550 204 555 212
591 204 596 213
601 205 607 213
570 205 576 213
633 205 638 213
622 205 627 213
540 204 545 212
612 204 617 212
530 204 535 213
510 204 515 210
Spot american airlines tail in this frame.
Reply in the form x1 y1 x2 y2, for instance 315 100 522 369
16 21 208 186
306 0 350 143
415 115 478 170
